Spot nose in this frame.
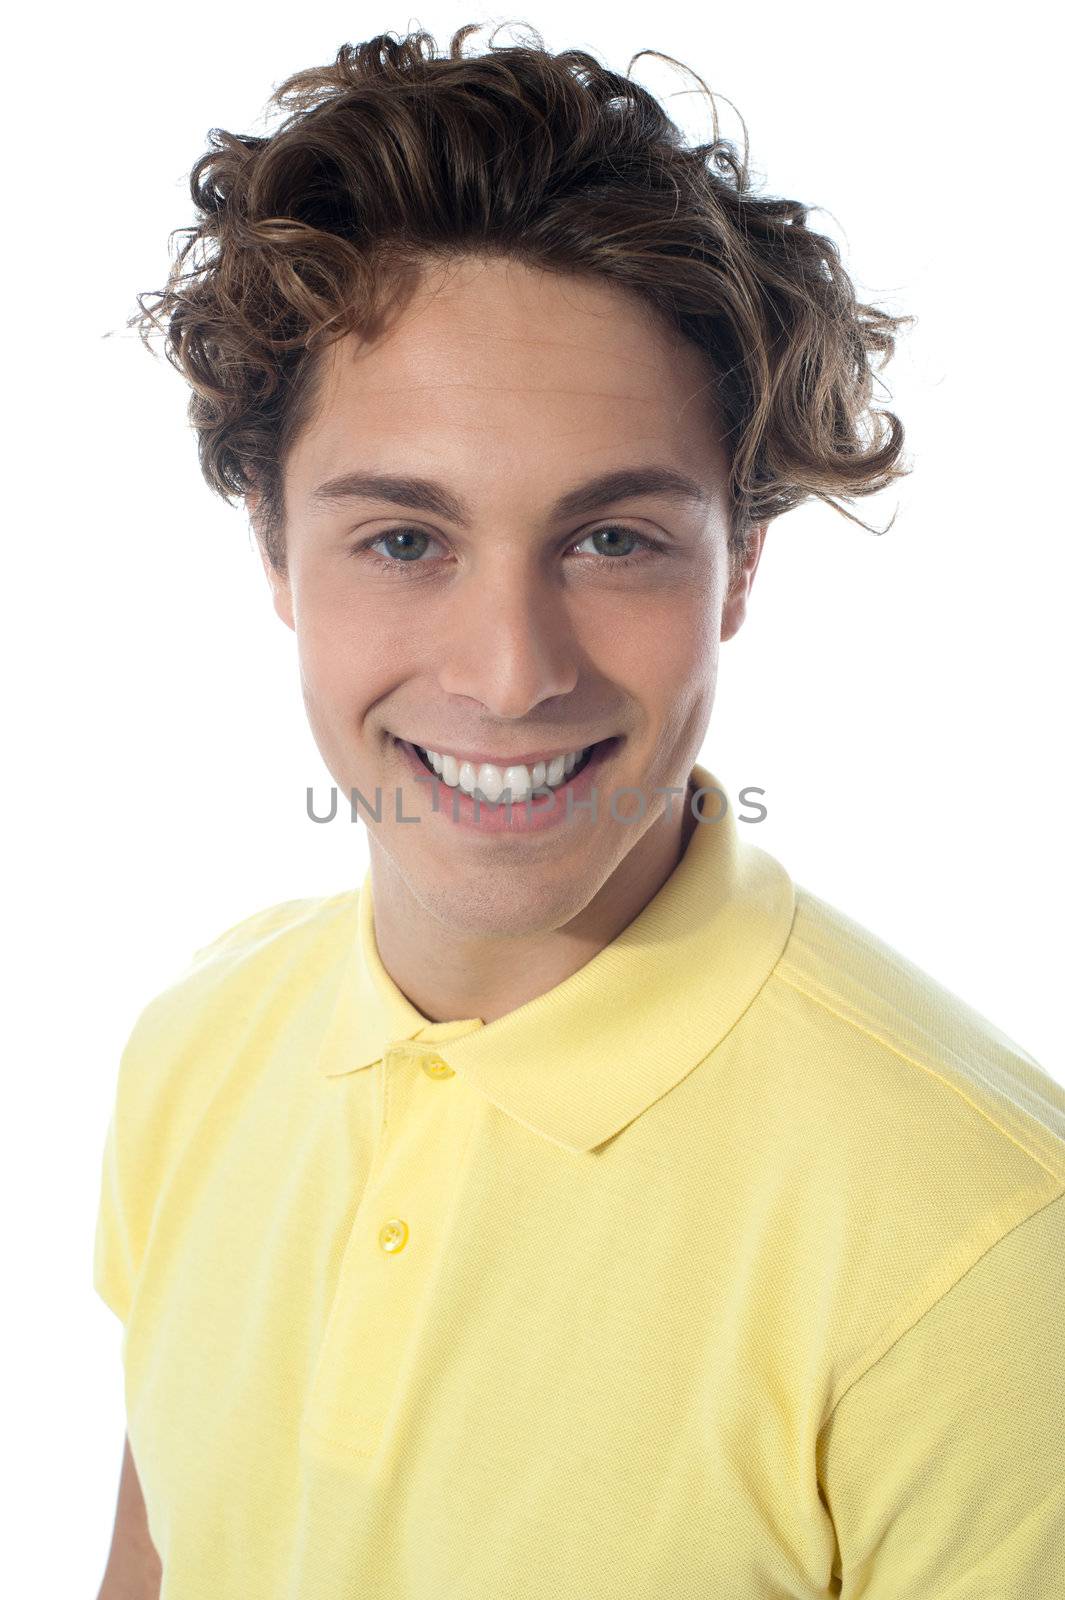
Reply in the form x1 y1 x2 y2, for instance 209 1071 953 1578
434 558 580 719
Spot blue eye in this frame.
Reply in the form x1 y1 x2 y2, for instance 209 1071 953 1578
572 526 653 561
363 528 440 564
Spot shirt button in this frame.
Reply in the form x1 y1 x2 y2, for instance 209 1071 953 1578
421 1056 455 1079
379 1219 409 1254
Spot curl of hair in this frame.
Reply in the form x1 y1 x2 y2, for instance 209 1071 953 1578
130 19 914 574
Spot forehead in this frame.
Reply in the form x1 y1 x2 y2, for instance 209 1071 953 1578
286 254 728 493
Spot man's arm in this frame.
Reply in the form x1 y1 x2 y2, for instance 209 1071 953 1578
95 1433 162 1600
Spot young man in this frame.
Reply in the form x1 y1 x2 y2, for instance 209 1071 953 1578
93 24 1065 1600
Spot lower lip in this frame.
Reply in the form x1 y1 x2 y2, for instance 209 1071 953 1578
392 737 621 834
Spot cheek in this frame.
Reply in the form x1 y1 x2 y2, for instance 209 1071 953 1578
660 634 720 737
636 589 723 758
587 581 719 693
290 585 389 728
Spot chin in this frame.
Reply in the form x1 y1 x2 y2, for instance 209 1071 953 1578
420 862 601 939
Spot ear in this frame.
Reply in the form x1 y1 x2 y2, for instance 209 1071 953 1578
247 493 295 632
721 524 768 643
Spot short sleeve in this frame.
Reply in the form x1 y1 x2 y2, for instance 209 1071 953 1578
818 1190 1065 1597
93 1106 135 1325
90 993 175 1331
90 897 318 1330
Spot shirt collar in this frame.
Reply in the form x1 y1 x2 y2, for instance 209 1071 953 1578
314 762 795 1154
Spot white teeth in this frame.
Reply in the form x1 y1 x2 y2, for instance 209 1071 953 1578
503 766 533 800
420 744 591 799
460 760 501 801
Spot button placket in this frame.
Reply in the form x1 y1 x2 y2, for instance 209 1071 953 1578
302 1040 470 1461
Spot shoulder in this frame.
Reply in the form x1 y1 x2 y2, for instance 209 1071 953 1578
142 889 356 1016
764 883 1065 1180
188 889 356 971
111 890 359 1121
745 885 1065 1418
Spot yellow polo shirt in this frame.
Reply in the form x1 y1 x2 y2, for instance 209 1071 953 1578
93 762 1065 1598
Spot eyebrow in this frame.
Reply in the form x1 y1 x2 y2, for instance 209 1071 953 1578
307 464 713 527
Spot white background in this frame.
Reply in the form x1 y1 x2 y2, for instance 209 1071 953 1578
4 1 1061 1590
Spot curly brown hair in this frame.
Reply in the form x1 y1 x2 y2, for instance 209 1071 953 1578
130 19 913 577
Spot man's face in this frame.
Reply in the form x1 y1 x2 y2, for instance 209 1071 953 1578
262 253 764 937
